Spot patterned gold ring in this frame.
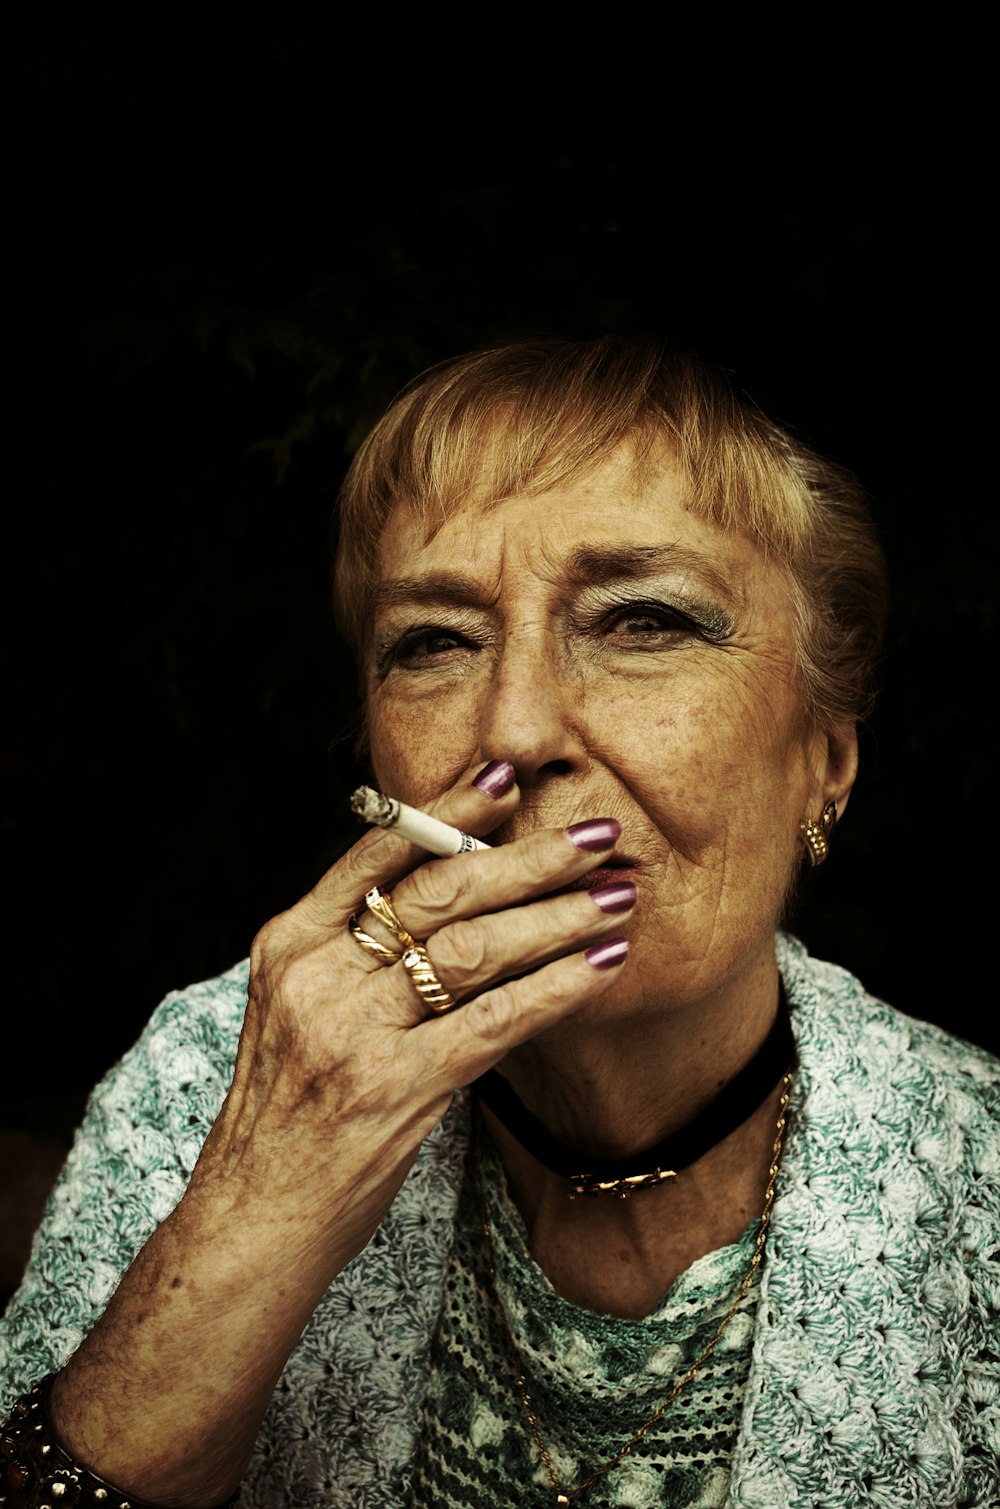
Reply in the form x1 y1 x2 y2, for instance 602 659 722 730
400 944 456 1015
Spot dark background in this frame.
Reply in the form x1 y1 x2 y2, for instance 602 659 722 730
5 23 996 1171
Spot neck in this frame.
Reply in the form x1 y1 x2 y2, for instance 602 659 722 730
476 943 791 1315
478 1067 791 1316
488 940 782 1161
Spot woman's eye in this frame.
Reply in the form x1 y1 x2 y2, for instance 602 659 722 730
601 603 699 643
391 628 476 668
615 611 671 633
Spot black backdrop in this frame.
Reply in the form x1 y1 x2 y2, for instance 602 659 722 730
6 25 996 1144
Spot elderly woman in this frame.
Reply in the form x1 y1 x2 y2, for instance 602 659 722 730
1 338 997 1509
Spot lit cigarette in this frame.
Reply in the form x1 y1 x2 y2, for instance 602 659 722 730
350 785 491 855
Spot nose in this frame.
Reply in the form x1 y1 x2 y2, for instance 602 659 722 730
476 632 589 789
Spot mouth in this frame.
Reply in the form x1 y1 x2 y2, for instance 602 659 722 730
562 856 639 892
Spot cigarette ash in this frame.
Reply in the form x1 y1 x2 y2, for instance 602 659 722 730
350 785 400 827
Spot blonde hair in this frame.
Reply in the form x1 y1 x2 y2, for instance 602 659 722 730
333 337 888 729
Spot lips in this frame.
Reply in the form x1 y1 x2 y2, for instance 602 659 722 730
563 859 638 892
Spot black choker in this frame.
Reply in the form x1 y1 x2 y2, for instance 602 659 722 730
472 984 795 1198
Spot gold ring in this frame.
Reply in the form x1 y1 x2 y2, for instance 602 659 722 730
401 943 456 1015
348 913 401 964
364 886 417 949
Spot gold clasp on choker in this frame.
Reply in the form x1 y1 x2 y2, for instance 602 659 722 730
569 1166 679 1199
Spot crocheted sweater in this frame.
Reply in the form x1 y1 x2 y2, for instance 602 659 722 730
1 935 997 1508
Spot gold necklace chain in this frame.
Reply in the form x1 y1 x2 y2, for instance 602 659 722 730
475 1069 793 1507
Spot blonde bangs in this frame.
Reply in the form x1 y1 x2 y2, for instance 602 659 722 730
333 338 886 728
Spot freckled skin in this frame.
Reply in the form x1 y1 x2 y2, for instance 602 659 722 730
367 450 851 1035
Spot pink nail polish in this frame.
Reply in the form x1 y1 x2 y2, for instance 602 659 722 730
585 937 629 969
590 882 637 914
473 760 516 798
567 819 621 852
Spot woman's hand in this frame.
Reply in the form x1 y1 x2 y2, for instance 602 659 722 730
209 761 630 1267
50 761 633 1506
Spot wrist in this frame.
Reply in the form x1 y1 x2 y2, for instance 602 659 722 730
1 1374 241 1509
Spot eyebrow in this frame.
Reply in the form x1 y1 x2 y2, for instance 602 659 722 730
372 572 500 617
565 543 742 605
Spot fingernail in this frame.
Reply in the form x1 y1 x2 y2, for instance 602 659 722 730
586 937 629 969
590 881 637 914
473 759 516 799
567 818 621 852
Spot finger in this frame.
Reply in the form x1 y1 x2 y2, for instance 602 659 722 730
301 759 520 927
416 939 631 1093
360 818 625 948
353 869 634 1032
422 880 637 1003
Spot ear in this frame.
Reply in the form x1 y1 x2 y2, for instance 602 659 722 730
809 721 859 820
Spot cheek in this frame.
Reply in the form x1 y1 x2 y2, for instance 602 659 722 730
367 686 482 806
606 674 809 853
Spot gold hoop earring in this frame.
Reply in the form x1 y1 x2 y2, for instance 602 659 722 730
800 800 838 867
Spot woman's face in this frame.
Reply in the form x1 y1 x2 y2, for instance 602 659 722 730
365 446 852 1016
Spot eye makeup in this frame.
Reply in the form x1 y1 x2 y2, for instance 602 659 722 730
574 581 736 644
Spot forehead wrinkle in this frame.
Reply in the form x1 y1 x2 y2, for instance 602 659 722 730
522 526 581 590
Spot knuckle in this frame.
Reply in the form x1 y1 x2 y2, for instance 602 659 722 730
429 918 492 991
405 857 472 916
249 905 310 970
463 959 588 1047
248 926 347 1020
525 965 567 1018
463 986 516 1046
335 826 395 895
274 951 318 1001
518 835 565 889
249 915 284 973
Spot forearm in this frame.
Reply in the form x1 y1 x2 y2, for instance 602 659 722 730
46 1139 413 1508
49 1198 311 1503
